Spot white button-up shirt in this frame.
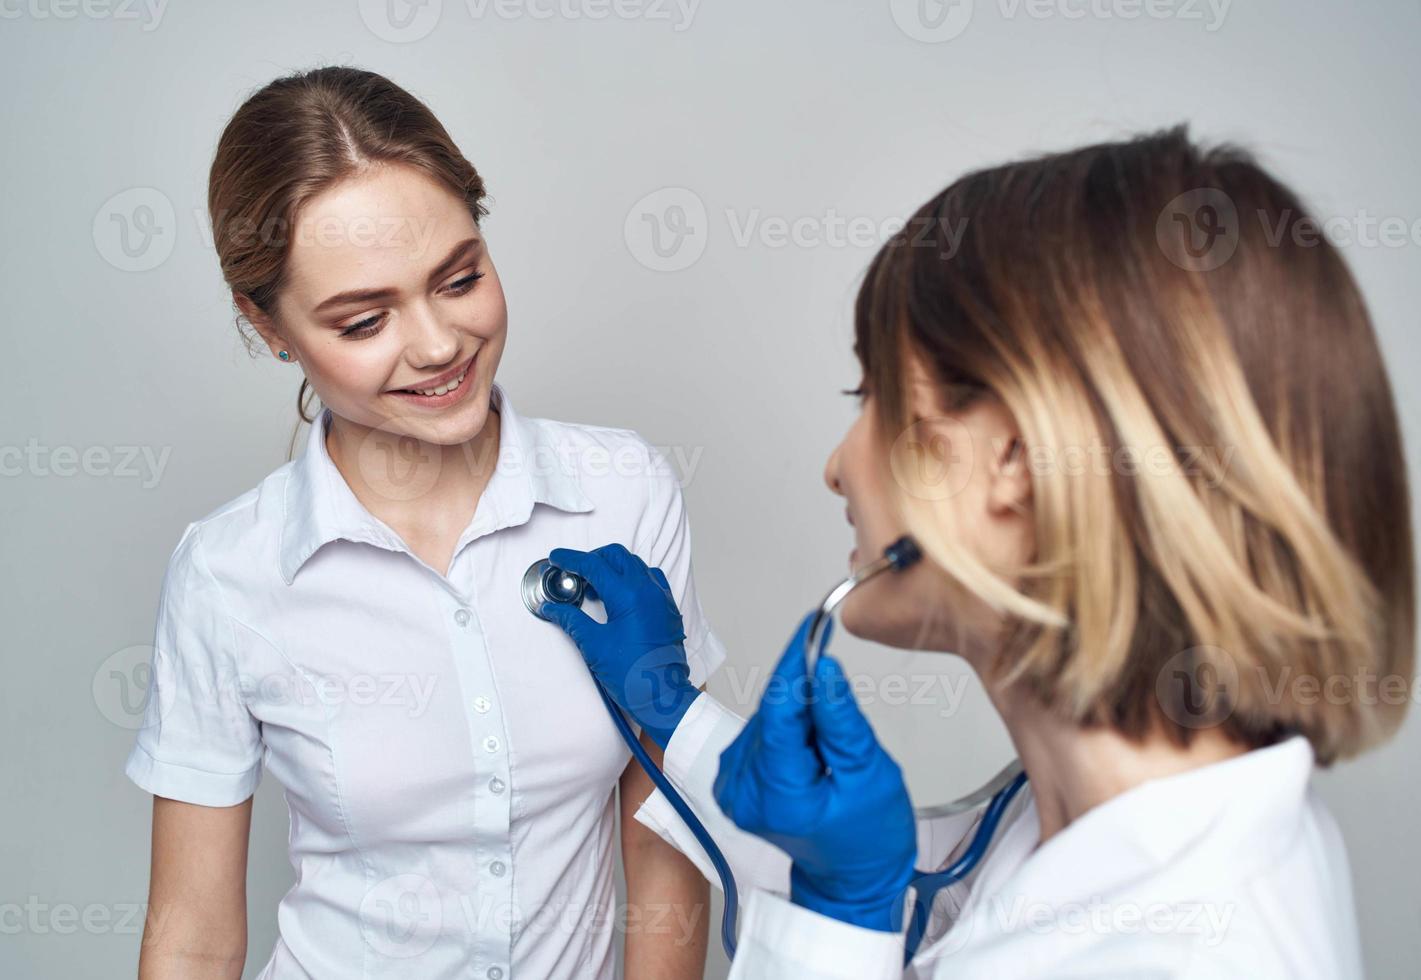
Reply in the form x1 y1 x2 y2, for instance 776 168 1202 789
124 382 727 979
634 694 1365 979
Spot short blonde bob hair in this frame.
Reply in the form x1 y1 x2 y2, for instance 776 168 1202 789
856 126 1414 766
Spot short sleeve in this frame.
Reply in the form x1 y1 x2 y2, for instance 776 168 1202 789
631 454 727 690
123 522 263 807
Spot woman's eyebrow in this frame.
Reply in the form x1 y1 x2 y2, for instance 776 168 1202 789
311 236 482 314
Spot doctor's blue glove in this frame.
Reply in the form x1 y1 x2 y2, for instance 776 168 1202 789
712 613 917 934
540 543 698 750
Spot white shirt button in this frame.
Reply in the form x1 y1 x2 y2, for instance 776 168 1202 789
483 735 500 753
490 860 506 877
454 608 471 627
487 968 504 980
473 696 491 713
489 777 505 794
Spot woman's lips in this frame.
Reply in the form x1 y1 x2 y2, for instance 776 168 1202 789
387 350 478 409
389 351 478 395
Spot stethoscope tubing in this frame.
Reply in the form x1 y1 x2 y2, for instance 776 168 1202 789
590 679 743 958
805 537 1029 964
533 537 1028 963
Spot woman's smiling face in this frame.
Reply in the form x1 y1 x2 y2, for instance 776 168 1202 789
242 162 508 445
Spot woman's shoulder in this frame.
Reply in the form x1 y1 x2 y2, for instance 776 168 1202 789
163 461 293 585
1158 786 1363 978
517 409 689 513
521 409 670 470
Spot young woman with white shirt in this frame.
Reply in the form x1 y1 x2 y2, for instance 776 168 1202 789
124 65 722 979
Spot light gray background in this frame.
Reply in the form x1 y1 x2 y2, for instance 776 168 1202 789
2 0 1417 977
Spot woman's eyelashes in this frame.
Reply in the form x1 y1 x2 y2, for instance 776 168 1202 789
339 314 383 339
337 270 487 339
446 270 485 295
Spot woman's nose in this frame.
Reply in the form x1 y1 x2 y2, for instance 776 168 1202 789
823 442 844 497
406 299 462 366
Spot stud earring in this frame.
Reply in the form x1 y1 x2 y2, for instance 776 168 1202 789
279 350 291 361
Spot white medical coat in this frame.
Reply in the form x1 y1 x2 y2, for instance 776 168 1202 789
633 692 1365 979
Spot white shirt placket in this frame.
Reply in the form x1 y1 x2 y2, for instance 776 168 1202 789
446 559 515 980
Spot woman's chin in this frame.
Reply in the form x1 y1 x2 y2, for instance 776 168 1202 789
838 591 973 654
837 593 901 648
834 594 867 642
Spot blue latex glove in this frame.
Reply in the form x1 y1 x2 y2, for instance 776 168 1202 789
539 543 698 750
712 612 917 933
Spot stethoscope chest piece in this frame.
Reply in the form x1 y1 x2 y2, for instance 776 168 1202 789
521 559 589 620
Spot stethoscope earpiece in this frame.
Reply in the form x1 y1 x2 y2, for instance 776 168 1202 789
806 534 924 670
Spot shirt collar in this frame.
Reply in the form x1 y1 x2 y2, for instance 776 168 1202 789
279 381 594 585
969 734 1316 913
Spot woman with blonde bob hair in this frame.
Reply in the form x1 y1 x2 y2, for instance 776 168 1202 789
545 125 1415 977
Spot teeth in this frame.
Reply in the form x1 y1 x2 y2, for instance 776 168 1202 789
407 366 467 397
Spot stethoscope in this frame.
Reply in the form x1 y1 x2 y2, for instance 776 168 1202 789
523 535 1027 963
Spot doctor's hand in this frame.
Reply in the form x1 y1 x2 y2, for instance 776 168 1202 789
713 612 917 934
540 543 699 751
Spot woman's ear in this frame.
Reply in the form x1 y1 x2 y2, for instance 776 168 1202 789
234 291 290 361
986 407 1032 518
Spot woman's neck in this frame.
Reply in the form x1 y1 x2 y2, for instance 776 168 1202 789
325 405 502 537
982 672 1250 847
